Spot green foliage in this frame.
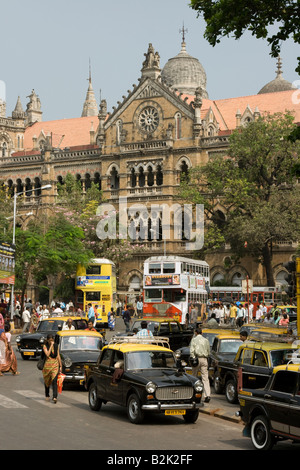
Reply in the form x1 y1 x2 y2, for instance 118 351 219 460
190 0 300 74
178 112 300 284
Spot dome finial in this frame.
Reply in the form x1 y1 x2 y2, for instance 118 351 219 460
276 55 283 77
179 23 188 51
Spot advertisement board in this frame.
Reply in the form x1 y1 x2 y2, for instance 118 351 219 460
0 241 15 285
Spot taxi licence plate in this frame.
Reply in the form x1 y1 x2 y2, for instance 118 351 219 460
165 410 186 415
23 351 34 356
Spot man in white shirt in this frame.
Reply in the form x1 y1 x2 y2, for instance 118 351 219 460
22 308 31 332
40 305 50 320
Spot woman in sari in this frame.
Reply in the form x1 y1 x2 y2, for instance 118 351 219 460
0 324 19 376
42 334 62 403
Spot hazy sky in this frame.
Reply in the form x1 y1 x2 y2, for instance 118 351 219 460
1 0 299 121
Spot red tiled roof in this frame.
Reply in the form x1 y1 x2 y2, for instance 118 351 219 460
23 116 99 150
179 89 300 131
22 90 300 151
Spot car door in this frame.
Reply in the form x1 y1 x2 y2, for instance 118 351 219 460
288 372 300 439
241 348 270 389
96 348 114 399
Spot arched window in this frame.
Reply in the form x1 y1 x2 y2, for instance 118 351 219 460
2 142 7 157
110 167 119 189
156 165 163 186
180 160 189 183
138 167 145 187
85 173 91 190
175 112 182 139
147 166 154 187
94 172 101 190
130 168 137 188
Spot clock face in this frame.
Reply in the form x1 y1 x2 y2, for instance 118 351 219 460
138 106 159 133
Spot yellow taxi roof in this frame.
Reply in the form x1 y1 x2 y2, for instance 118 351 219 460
57 330 102 338
106 343 173 353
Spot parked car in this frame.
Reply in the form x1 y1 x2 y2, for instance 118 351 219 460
55 330 104 384
238 364 300 450
213 340 300 404
85 336 203 424
16 316 88 360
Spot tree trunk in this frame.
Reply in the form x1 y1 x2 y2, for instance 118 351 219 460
262 243 275 286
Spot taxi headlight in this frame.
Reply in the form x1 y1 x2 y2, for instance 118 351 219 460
16 336 20 343
194 380 203 393
39 337 45 344
146 381 157 394
63 357 72 368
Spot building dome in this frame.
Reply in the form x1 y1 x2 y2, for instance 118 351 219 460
258 57 296 94
161 40 208 98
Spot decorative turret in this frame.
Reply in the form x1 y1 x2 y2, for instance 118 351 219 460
81 62 98 117
25 89 42 125
141 43 161 80
12 96 25 120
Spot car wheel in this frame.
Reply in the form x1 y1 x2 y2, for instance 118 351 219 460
225 379 238 404
88 382 102 411
127 393 144 424
183 409 199 423
213 374 223 394
250 415 275 451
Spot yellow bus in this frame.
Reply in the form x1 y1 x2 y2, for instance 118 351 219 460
75 258 116 328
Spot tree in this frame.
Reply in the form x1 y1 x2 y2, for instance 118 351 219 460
178 112 300 285
14 212 93 307
190 0 300 74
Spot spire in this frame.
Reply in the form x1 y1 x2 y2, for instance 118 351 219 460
12 96 25 119
81 59 98 117
179 22 188 52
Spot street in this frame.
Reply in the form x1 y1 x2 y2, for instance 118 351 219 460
1 330 299 453
0 354 249 451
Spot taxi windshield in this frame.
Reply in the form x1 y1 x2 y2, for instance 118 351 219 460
60 336 101 351
38 320 63 331
219 339 243 353
127 351 176 370
270 348 300 367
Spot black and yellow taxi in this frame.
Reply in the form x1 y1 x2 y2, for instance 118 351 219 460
16 315 88 360
213 338 300 404
85 336 203 424
55 329 104 384
238 364 300 450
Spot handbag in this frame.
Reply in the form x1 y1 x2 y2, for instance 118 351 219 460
37 356 46 370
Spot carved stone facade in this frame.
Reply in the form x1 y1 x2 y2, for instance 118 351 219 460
1 42 299 300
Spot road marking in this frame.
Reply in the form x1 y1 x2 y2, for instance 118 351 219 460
15 390 70 408
0 393 28 408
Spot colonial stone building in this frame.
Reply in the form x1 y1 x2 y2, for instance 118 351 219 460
0 38 299 301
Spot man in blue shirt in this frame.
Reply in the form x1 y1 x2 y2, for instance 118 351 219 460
88 303 95 325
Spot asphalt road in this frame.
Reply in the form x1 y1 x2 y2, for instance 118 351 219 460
3 317 299 454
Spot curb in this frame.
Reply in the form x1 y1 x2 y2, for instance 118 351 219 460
199 405 242 424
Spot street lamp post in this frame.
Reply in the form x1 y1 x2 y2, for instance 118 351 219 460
10 184 51 319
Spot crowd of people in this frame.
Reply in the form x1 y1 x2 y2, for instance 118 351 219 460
203 300 295 328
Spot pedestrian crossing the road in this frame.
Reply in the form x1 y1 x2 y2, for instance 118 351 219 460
0 390 87 409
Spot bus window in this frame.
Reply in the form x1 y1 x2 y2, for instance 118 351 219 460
86 265 101 275
144 289 162 301
174 291 186 301
149 264 161 273
86 291 101 302
163 263 175 273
